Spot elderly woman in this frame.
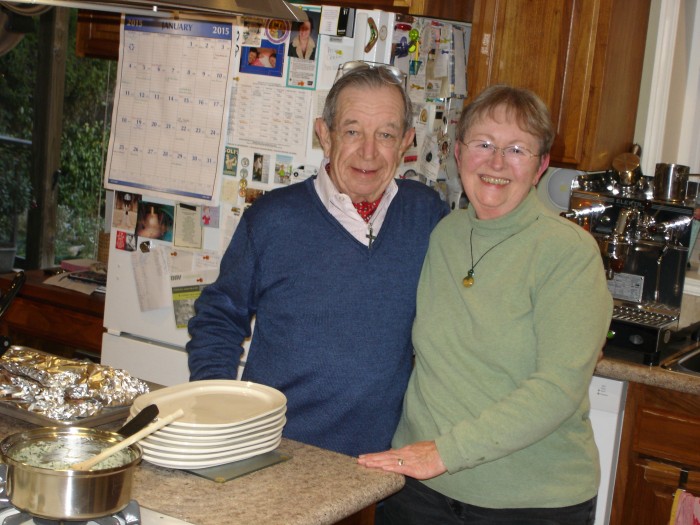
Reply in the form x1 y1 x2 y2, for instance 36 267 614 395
359 85 612 524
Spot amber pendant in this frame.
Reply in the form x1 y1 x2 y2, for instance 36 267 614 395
462 269 475 288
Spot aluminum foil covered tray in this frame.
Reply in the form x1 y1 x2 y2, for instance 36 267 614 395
0 346 149 426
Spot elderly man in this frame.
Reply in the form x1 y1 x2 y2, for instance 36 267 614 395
187 62 449 457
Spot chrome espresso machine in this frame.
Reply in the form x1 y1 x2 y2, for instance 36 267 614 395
562 172 695 365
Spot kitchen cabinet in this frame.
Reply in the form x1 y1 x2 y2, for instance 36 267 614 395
402 0 473 21
77 0 649 170
75 2 474 61
75 10 120 60
0 270 104 359
466 0 650 171
299 0 474 20
610 382 700 524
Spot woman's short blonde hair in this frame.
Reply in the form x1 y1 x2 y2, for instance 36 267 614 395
457 85 555 155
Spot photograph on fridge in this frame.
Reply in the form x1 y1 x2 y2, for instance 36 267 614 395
112 191 141 232
135 202 174 242
286 8 321 88
223 147 238 176
240 41 285 78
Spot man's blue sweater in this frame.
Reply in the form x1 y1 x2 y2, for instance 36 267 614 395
187 177 448 456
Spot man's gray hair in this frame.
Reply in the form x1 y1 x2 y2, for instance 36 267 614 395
322 66 413 135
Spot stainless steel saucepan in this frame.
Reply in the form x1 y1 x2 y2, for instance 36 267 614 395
0 426 142 520
0 404 159 520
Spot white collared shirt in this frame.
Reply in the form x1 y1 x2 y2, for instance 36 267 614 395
314 159 398 246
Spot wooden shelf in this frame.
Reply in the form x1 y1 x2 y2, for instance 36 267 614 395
0 270 105 358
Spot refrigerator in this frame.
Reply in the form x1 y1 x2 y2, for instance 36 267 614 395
100 6 471 386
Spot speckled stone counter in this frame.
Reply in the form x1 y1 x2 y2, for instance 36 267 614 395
132 438 403 525
596 353 700 396
0 417 404 525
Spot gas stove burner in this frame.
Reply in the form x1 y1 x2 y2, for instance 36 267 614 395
0 501 141 525
0 504 139 525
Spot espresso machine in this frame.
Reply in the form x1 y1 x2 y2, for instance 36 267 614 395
562 172 695 365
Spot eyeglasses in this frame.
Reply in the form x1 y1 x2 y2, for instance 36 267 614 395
335 60 407 88
460 140 541 166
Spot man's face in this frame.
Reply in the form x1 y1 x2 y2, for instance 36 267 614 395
315 85 414 203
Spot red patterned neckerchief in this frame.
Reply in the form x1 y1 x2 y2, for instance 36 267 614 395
353 198 382 222
325 162 383 223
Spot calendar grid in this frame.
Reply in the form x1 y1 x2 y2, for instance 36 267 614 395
105 16 235 204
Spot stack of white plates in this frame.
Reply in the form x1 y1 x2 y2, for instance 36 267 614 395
129 380 287 470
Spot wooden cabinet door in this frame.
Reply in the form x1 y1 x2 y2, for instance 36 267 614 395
611 383 700 525
467 0 595 166
466 0 649 171
405 0 474 21
76 10 120 60
621 459 700 525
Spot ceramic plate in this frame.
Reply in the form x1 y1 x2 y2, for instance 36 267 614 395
130 380 286 428
151 407 286 438
142 421 285 452
146 415 286 445
141 433 282 460
142 437 282 470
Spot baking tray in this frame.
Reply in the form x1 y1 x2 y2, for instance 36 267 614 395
0 400 130 427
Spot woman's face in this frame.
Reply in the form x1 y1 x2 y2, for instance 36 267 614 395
455 105 549 220
299 22 311 40
248 49 257 64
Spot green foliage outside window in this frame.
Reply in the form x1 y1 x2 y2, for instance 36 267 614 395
0 10 115 262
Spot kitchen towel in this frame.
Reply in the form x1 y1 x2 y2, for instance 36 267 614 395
670 488 700 525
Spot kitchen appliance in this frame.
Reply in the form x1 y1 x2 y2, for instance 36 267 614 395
0 492 194 525
611 144 642 187
563 173 695 365
589 375 627 525
653 163 690 202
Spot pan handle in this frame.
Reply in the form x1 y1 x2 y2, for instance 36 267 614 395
0 271 26 321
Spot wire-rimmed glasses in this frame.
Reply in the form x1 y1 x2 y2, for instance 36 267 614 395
334 60 407 88
460 140 541 166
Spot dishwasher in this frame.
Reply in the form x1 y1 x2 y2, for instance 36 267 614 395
589 375 627 525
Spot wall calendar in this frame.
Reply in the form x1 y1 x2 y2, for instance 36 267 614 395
104 15 235 205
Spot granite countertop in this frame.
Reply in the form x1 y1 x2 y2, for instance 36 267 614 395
596 349 700 396
132 439 403 525
0 417 404 525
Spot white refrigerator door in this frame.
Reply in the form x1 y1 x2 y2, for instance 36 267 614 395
102 332 190 386
103 236 192 349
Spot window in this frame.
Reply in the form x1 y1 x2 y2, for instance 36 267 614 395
0 6 114 268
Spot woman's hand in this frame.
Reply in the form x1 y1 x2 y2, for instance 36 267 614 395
357 441 447 480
